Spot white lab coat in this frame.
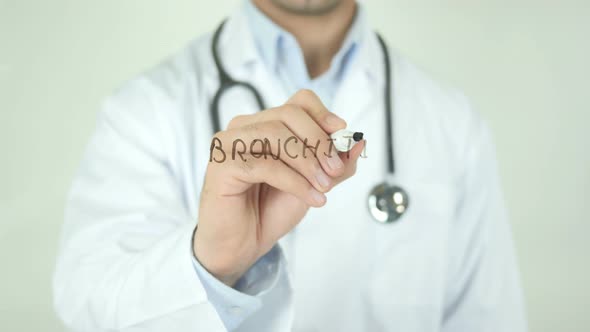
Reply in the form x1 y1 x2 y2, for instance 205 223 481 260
53 8 527 332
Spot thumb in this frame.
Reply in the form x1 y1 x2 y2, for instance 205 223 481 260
334 139 366 184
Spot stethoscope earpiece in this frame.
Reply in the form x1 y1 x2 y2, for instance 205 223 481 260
368 182 409 224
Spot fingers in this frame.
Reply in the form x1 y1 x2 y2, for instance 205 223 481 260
285 89 347 134
214 122 334 193
210 152 327 208
216 89 364 200
333 139 366 186
228 89 348 178
229 105 346 178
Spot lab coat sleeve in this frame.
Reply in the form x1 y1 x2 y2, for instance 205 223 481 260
52 81 284 331
441 107 527 331
192 245 283 330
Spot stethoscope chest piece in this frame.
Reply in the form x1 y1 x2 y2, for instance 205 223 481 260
368 182 409 224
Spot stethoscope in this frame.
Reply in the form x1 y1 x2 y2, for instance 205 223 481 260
209 21 409 224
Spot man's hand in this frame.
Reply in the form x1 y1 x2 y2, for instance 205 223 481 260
193 89 365 286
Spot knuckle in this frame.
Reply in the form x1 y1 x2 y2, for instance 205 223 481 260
263 106 280 116
262 120 284 136
296 89 316 99
242 121 282 149
281 104 304 116
243 121 260 133
268 119 284 128
227 115 245 129
293 104 307 117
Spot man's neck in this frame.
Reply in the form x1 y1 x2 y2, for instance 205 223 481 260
252 0 357 78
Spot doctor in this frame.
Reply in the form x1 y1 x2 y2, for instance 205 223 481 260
53 0 527 331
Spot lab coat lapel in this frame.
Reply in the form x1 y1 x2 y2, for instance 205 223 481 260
331 65 374 122
332 28 385 123
213 9 289 128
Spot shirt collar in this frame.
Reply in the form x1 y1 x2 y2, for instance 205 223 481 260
243 0 368 82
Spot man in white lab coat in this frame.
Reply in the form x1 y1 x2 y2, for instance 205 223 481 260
53 0 527 331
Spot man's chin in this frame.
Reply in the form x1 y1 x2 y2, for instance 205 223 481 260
271 0 344 16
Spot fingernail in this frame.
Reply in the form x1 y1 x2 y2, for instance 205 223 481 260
315 170 331 189
324 113 346 128
326 153 344 170
310 189 326 205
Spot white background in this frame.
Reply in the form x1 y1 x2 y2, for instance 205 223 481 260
1 0 588 331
